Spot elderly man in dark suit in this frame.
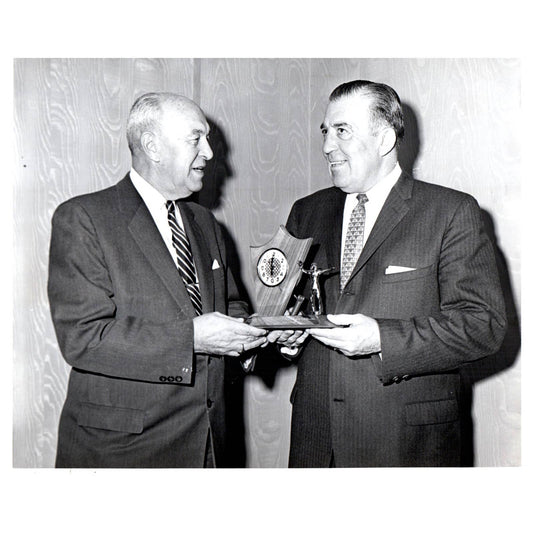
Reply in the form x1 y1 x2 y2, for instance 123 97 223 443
283 80 507 467
48 92 269 467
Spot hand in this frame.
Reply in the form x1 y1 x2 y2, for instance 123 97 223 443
193 312 267 357
266 329 309 348
265 303 309 348
308 314 381 356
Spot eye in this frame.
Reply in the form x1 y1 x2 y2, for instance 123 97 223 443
189 137 200 146
321 128 328 137
336 127 351 139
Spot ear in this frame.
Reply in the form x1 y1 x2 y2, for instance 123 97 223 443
140 132 160 162
379 128 397 157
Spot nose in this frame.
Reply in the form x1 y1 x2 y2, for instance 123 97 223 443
200 137 213 161
322 130 337 156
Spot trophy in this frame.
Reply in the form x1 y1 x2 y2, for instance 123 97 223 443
246 225 340 329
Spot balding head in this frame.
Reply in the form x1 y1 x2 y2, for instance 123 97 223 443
126 92 203 156
126 92 213 200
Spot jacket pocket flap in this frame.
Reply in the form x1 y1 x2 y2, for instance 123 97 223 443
78 402 145 434
405 399 458 426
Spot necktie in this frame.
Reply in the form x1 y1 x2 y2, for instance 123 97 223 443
340 193 368 290
166 200 203 315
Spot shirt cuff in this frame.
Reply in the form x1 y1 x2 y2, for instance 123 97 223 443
279 345 299 359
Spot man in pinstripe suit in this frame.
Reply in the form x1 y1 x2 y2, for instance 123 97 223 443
48 93 270 467
283 80 507 467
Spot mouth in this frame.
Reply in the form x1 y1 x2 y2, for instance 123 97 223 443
328 160 347 170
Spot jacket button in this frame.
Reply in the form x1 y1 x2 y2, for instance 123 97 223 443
207 399 213 408
176 376 183 383
167 376 175 382
159 376 167 382
402 374 411 381
392 376 401 383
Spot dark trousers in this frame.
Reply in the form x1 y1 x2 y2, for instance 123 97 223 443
203 431 214 468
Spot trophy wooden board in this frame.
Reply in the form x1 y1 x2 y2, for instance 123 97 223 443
250 225 312 316
246 315 343 329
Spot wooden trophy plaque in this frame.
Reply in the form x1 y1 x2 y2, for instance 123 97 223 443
247 225 339 329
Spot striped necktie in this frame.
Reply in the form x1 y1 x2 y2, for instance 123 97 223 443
166 200 203 315
340 193 368 290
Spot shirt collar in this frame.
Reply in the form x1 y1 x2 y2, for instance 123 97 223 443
130 167 168 212
365 162 400 197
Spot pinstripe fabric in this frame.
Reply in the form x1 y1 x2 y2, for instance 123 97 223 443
285 174 507 467
166 200 202 315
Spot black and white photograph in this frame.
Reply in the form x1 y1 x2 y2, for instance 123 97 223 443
5 2 530 532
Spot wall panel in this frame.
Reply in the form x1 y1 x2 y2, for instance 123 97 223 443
198 58 311 467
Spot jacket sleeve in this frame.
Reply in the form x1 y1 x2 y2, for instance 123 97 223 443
372 195 507 383
47 200 195 385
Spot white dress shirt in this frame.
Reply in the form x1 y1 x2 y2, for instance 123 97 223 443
340 163 402 259
129 168 197 279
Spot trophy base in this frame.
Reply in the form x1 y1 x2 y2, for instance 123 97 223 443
245 315 344 329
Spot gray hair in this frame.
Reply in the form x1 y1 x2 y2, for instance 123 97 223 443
126 92 195 154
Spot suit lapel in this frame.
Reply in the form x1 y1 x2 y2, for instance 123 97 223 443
324 188 346 272
118 175 196 316
344 172 413 285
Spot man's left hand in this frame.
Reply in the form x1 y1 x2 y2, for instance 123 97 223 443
308 314 381 356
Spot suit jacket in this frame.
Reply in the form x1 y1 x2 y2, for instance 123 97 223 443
48 175 248 467
285 172 507 467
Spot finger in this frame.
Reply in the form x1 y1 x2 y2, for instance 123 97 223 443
246 337 270 351
326 314 355 326
308 330 343 347
233 323 267 336
276 330 295 343
308 328 338 339
266 330 284 343
285 331 304 344
223 315 245 323
245 325 268 336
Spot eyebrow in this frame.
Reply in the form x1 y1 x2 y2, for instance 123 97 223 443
190 128 209 136
320 122 352 131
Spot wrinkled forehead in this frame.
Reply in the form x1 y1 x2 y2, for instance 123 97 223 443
323 93 372 127
160 101 210 135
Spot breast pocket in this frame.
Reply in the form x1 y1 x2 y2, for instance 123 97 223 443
382 263 435 284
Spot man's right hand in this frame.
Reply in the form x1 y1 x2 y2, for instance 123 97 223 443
193 312 267 357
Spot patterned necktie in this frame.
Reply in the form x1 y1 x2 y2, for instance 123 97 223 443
166 200 203 315
340 193 368 290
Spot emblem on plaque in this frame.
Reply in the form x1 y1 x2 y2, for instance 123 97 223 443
257 248 289 287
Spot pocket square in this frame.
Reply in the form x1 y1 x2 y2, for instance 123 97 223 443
385 265 416 275
212 259 221 270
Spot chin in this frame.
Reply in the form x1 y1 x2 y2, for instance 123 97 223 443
188 179 204 193
331 175 350 190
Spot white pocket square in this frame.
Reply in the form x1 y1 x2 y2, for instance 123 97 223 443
212 259 221 270
385 265 416 275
